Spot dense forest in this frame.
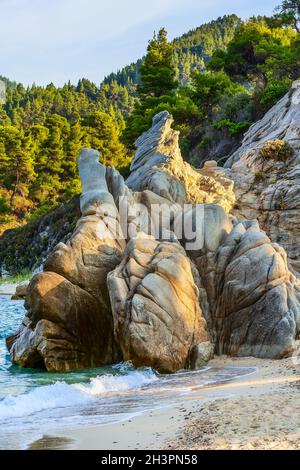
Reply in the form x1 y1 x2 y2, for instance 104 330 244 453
104 14 241 87
0 1 299 234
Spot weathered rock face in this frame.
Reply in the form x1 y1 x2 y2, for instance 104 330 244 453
6 108 300 372
127 111 235 213
225 81 300 275
107 233 211 373
7 272 116 370
213 220 300 358
11 282 29 300
7 149 125 371
214 220 300 358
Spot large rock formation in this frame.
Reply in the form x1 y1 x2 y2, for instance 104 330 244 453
6 107 300 372
7 149 125 371
215 220 300 358
225 80 300 275
108 233 211 373
192 216 300 358
127 111 235 213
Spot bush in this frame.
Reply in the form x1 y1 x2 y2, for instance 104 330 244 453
217 92 253 122
25 203 58 223
259 139 294 161
260 82 290 108
213 118 252 136
0 196 10 214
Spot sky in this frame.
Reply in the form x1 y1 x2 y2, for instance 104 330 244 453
0 0 279 86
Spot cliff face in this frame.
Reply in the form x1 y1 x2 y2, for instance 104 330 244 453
225 81 300 275
6 110 300 373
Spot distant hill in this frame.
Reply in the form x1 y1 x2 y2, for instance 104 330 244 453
104 15 241 86
0 75 17 89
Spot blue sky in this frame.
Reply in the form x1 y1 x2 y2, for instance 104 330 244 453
0 0 279 86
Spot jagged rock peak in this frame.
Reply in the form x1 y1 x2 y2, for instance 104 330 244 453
127 111 235 212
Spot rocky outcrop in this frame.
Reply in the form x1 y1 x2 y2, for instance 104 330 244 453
127 111 235 213
215 220 300 357
6 109 300 372
11 282 29 300
194 217 300 358
108 233 211 373
7 149 125 371
225 81 300 275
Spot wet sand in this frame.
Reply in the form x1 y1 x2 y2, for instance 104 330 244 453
27 356 300 450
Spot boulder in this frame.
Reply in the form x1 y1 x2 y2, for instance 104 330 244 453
6 109 300 372
107 233 212 372
8 272 116 370
194 217 300 358
11 281 29 300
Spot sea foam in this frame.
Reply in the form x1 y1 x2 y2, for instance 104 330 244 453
0 367 158 419
76 367 158 395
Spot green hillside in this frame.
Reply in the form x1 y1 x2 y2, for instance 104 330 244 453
0 3 299 238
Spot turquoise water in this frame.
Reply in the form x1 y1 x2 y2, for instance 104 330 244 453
0 295 256 449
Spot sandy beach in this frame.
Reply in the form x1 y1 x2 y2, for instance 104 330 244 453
27 356 300 451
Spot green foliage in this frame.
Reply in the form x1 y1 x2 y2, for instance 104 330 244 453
190 70 245 117
25 202 57 223
217 92 253 121
82 111 129 168
138 28 178 99
259 81 290 107
1 11 300 229
0 16 245 224
208 18 297 85
274 0 300 32
105 15 241 90
0 77 131 222
213 119 252 136
259 139 294 161
0 196 10 214
0 268 32 284
173 15 241 55
124 29 179 144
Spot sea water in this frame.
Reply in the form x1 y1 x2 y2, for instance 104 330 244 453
0 295 255 449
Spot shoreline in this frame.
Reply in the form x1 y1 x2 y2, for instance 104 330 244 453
26 357 300 450
0 284 18 296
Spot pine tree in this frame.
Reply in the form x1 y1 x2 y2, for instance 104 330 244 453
138 28 178 99
33 115 69 203
124 28 178 144
275 0 300 32
82 111 129 168
0 126 35 211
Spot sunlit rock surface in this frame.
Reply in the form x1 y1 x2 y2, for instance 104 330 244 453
7 104 300 371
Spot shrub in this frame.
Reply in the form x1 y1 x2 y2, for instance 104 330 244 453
259 139 294 161
25 203 58 223
260 82 290 108
0 196 10 214
253 170 267 182
213 118 252 136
